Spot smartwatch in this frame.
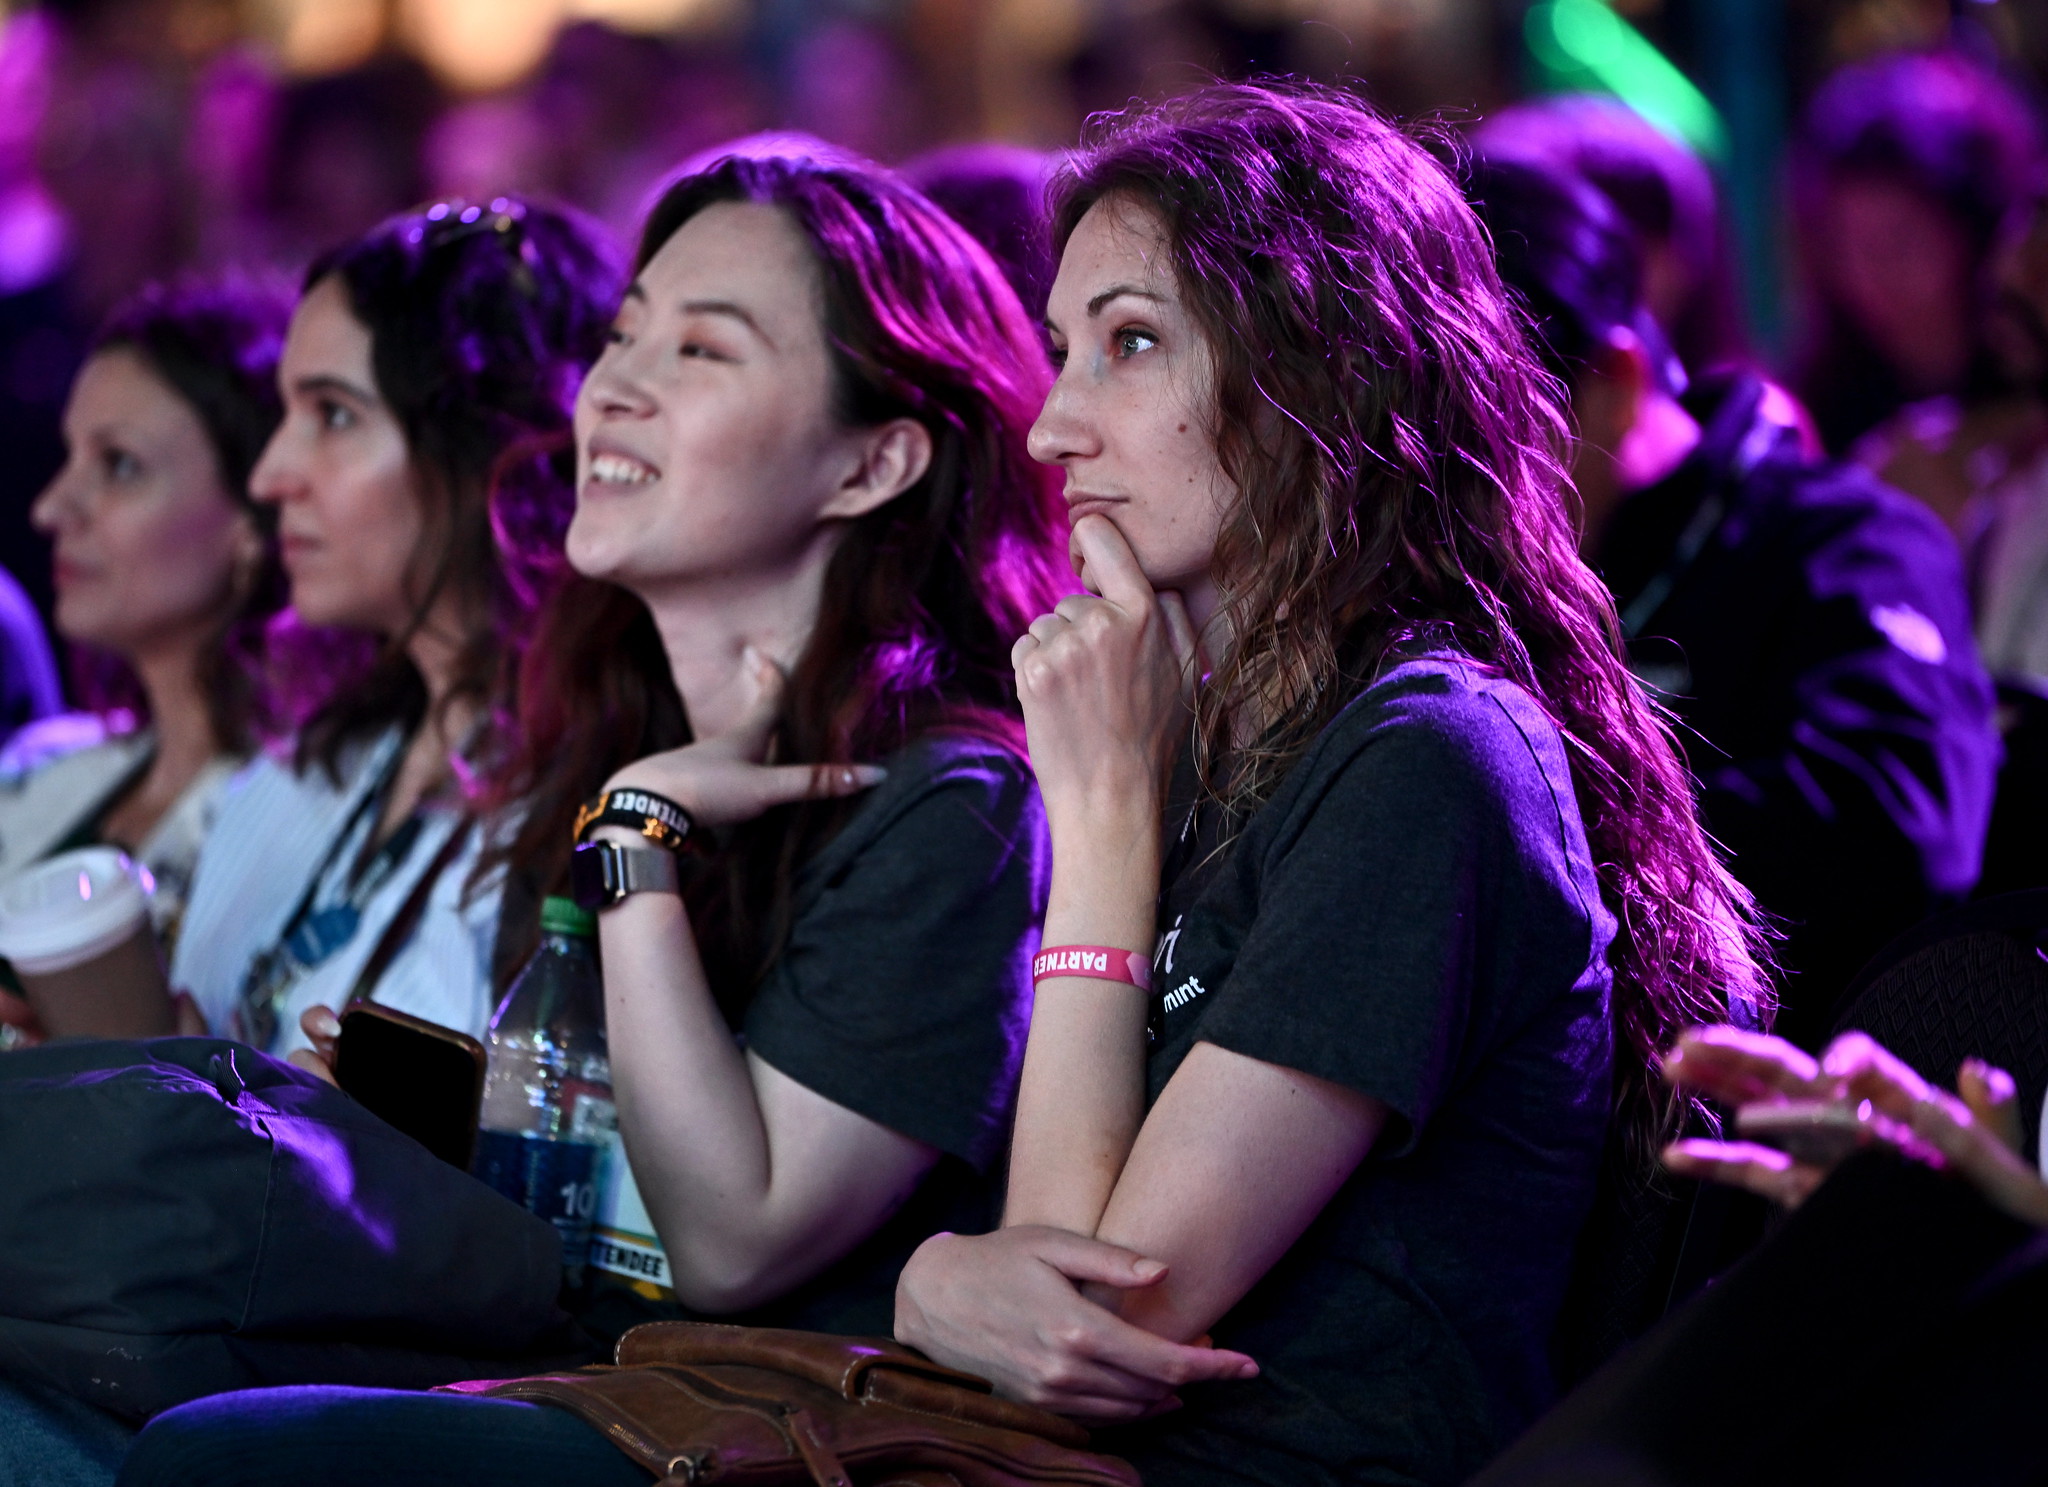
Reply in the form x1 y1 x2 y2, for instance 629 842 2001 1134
570 839 682 912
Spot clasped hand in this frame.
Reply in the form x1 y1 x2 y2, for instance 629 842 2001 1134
1012 516 1202 829
896 1226 1258 1422
1661 1024 2048 1227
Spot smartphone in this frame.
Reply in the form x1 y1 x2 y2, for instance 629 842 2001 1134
332 1004 487 1171
1736 1100 1869 1169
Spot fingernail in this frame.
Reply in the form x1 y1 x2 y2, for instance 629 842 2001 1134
850 765 886 785
1133 1258 1167 1281
311 1008 340 1036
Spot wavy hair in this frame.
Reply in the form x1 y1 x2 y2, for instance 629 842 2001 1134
293 198 623 782
1052 82 1771 1149
488 147 1068 999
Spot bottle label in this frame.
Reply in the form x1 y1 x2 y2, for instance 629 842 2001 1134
590 1128 676 1300
473 1129 602 1267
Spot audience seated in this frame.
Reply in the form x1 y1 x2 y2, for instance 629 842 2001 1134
114 143 1071 1486
890 82 1766 1487
168 199 620 1061
0 279 292 1043
0 197 621 1485
1471 154 2000 1048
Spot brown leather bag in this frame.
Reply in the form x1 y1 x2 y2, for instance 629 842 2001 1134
438 1320 1142 1487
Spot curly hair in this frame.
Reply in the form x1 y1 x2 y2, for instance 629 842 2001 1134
1051 82 1771 1151
293 197 623 782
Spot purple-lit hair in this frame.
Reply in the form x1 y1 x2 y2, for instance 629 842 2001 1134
71 277 293 753
291 196 622 781
1052 82 1769 1147
490 146 1067 998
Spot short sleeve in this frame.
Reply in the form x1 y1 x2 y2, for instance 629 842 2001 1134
1185 684 1601 1153
743 746 1048 1171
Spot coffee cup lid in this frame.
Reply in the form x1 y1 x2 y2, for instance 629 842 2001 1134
0 847 154 974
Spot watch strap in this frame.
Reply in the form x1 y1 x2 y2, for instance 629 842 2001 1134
571 840 682 911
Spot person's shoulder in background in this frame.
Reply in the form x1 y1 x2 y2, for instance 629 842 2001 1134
0 566 60 752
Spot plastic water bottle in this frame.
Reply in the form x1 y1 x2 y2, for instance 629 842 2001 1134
472 896 614 1283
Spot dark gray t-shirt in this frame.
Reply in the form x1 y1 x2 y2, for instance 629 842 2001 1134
584 732 1047 1342
1104 652 1614 1487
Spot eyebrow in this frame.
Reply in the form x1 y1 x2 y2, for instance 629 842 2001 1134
1086 284 1165 318
292 373 378 405
681 299 774 348
622 282 775 349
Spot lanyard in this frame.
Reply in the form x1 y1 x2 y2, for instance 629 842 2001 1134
236 734 422 1050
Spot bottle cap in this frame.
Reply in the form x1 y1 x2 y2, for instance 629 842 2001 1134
540 895 597 940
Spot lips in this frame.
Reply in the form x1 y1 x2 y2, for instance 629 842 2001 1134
1063 494 1125 527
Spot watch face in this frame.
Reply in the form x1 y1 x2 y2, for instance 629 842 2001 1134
569 842 613 912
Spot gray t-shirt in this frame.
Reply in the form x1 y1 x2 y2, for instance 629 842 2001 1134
586 731 1047 1341
1106 652 1615 1487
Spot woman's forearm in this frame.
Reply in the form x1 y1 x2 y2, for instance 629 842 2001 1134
1003 801 1162 1233
594 867 783 1304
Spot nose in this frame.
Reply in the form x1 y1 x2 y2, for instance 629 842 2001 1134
578 337 657 424
30 462 84 536
1026 364 1101 469
246 421 298 507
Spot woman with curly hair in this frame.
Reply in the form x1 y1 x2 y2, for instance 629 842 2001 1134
895 82 1770 1486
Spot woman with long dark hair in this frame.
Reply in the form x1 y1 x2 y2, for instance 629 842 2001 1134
118 146 1069 1486
170 198 620 1058
0 279 290 987
894 83 1770 1486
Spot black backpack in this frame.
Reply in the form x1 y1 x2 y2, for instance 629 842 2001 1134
0 1036 590 1421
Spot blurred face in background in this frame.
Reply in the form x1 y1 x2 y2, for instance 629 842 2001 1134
1821 175 1974 395
249 275 427 636
1986 194 2048 390
33 348 261 660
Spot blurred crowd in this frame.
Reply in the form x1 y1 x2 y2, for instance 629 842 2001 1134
8 0 2048 1482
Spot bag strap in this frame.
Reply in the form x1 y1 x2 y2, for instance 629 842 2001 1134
614 1321 1094 1450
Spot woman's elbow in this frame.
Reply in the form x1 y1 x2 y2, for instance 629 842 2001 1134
661 1238 812 1315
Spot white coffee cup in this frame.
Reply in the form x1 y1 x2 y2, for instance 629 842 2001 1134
0 847 171 1040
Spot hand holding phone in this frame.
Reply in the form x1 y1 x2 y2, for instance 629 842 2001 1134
331 1004 486 1170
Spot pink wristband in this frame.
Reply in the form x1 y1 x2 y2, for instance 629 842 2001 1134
1032 944 1153 992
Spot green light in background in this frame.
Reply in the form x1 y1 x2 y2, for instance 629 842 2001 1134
1526 0 1729 162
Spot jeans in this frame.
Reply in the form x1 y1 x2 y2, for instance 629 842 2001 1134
0 1376 134 1487
116 1385 652 1487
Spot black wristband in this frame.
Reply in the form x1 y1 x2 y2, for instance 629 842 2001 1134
573 787 693 853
